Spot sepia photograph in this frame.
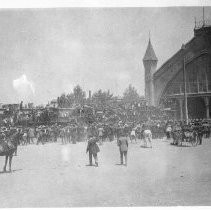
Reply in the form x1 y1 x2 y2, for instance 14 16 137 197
0 0 211 207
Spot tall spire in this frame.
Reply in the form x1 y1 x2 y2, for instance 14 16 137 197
143 35 158 61
142 33 158 107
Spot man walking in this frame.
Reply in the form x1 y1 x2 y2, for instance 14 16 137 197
86 135 100 167
117 130 128 166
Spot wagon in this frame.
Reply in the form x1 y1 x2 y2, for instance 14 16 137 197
179 125 198 146
172 124 198 146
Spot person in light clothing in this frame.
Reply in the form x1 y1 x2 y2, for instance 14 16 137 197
98 126 104 145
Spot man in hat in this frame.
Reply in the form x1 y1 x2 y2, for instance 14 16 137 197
117 129 128 166
86 135 100 167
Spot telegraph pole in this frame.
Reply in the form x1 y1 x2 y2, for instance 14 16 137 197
182 44 189 125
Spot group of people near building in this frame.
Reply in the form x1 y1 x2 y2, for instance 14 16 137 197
165 119 211 146
0 118 210 146
0 116 210 168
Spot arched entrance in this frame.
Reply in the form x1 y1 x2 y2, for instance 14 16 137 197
188 97 206 119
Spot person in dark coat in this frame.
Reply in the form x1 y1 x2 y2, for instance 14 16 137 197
86 136 100 167
117 130 128 166
195 122 204 145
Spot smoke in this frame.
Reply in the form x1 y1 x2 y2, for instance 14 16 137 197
13 74 35 102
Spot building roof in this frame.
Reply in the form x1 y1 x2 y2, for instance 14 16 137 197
143 39 158 61
154 25 211 79
153 36 195 79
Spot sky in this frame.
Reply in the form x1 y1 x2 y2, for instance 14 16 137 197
0 6 210 105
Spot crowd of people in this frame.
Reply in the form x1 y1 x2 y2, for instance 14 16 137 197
0 115 210 170
165 118 211 146
0 117 210 147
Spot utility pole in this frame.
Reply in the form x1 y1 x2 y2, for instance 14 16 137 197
182 44 189 125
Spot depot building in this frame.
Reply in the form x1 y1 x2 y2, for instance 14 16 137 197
143 19 211 120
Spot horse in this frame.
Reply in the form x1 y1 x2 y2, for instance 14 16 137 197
0 130 19 172
142 129 152 148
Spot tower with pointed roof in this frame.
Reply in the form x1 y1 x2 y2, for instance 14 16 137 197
143 37 158 106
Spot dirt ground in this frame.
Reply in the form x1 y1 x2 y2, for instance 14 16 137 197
0 137 211 207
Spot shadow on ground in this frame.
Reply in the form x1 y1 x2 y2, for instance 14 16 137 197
0 168 22 174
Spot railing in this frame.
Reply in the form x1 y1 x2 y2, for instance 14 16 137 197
165 91 211 99
195 19 211 29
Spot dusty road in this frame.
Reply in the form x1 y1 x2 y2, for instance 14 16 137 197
0 138 211 207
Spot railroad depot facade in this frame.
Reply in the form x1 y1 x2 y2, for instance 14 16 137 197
143 21 211 120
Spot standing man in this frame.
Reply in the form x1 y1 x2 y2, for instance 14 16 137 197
28 127 35 144
37 128 44 145
60 127 66 144
86 135 100 167
117 130 128 166
72 125 77 144
98 125 104 145
195 121 204 145
166 123 172 139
